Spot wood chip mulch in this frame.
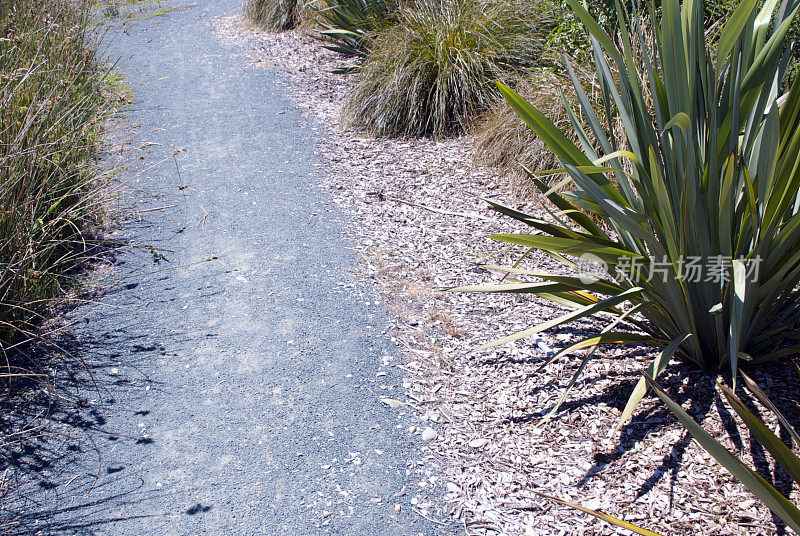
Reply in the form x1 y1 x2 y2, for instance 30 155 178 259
214 16 800 536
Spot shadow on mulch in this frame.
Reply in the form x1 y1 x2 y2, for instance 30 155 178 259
483 322 800 536
615 360 798 535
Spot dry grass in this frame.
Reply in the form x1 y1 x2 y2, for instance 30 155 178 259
474 67 628 196
243 0 317 31
472 70 577 196
342 0 555 138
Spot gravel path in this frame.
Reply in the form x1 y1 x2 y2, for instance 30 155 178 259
2 1 456 534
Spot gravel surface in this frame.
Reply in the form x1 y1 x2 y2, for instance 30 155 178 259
215 16 800 536
0 2 458 534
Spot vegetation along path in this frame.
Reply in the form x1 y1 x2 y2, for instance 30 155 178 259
7 1 453 534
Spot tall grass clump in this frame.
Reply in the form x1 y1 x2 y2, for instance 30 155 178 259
456 0 800 420
0 0 110 346
244 0 314 31
342 0 555 138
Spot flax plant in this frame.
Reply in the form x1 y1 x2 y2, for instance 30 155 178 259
313 0 398 57
455 0 800 421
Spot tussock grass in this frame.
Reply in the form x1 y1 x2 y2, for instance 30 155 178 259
342 0 555 138
244 0 315 31
0 0 111 347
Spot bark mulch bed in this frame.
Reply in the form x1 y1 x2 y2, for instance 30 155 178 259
214 16 800 536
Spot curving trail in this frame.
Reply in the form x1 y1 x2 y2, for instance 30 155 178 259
7 1 453 534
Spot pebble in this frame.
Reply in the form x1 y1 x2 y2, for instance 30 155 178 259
420 427 437 441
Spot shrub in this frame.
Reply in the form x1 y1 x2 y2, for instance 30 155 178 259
313 0 398 57
456 0 800 420
244 0 314 31
0 0 110 344
706 0 800 87
545 0 641 64
342 0 555 138
545 0 601 64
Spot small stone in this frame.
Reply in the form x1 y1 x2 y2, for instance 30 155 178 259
583 499 601 511
420 427 437 441
380 398 403 408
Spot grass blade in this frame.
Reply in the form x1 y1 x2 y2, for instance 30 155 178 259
617 333 692 427
719 382 800 486
740 370 800 446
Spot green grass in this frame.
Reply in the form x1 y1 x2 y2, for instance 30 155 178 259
0 0 113 347
128 6 174 20
342 0 555 138
94 0 196 22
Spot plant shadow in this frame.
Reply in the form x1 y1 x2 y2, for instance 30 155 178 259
591 360 800 535
0 278 172 534
486 329 800 535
